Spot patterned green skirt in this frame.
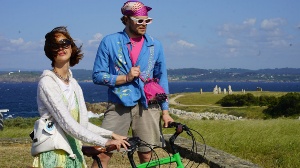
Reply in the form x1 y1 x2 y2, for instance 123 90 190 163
32 134 86 168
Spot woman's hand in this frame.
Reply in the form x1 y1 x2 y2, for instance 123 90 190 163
111 133 127 141
105 133 130 151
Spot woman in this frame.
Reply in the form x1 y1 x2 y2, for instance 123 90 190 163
31 26 129 168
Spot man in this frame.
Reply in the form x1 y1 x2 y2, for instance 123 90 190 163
92 1 174 167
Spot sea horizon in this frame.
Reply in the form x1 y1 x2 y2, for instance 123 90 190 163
1 81 300 118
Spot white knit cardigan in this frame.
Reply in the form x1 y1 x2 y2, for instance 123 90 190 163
37 70 112 148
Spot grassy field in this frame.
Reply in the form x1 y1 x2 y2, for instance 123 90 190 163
170 91 288 119
1 118 300 167
0 143 208 168
1 91 299 167
183 118 300 168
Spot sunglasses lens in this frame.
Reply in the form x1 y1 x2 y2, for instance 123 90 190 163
52 39 71 50
59 39 71 46
137 19 144 24
131 17 153 25
145 19 152 24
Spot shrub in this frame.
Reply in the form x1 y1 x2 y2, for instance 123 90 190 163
217 93 259 107
217 93 280 108
263 92 300 118
258 95 278 106
3 117 38 128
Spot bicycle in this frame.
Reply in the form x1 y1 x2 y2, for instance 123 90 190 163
82 122 206 168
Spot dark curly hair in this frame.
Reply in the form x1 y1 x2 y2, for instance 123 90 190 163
44 26 83 67
121 15 129 25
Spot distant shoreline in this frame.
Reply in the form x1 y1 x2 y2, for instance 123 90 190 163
1 68 300 83
1 80 300 83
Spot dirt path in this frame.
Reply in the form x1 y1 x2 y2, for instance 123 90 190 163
169 94 184 105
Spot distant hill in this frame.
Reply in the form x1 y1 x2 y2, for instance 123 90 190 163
167 68 300 82
0 68 299 83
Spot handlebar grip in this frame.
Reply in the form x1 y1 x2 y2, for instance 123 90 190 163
167 122 181 128
105 137 142 152
127 137 141 150
82 146 108 156
106 145 118 152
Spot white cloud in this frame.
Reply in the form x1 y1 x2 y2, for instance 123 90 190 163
0 35 46 70
10 38 24 45
0 37 41 52
74 38 83 47
218 18 256 36
270 39 288 47
226 38 240 46
229 48 238 56
243 18 256 26
261 18 285 30
88 33 103 46
176 40 195 48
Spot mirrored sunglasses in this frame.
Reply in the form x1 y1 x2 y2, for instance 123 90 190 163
130 17 153 25
51 39 72 50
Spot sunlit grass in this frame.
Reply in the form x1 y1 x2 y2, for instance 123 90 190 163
0 127 33 138
1 91 299 167
171 118 300 168
170 91 289 119
1 117 300 167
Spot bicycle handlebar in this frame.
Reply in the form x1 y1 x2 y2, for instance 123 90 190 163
82 122 202 168
81 144 117 157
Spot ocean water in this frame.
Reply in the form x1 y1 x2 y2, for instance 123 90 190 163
0 82 300 118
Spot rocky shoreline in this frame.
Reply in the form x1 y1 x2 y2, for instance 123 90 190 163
169 108 243 120
85 102 243 120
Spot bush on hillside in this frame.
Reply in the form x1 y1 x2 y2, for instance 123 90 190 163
217 93 259 107
263 92 300 118
4 117 38 128
217 93 279 107
258 95 278 106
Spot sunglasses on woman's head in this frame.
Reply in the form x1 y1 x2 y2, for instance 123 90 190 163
51 39 72 51
130 17 153 25
51 26 68 33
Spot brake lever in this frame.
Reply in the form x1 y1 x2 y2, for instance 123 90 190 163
126 137 141 151
167 122 180 128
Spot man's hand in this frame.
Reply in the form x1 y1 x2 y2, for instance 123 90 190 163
127 66 140 82
162 110 174 127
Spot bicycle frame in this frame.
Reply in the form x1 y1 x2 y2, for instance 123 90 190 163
82 122 204 168
127 122 185 168
131 152 184 168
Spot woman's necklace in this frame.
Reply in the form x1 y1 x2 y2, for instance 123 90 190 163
52 69 70 83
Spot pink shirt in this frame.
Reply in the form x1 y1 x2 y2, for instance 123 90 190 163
129 36 144 66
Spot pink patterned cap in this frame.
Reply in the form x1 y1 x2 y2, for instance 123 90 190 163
121 0 152 16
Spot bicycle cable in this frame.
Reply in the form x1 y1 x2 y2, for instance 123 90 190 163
124 122 207 168
177 123 207 168
189 127 207 168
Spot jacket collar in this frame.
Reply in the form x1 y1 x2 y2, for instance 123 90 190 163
122 29 154 47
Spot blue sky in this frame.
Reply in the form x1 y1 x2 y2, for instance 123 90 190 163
0 0 299 71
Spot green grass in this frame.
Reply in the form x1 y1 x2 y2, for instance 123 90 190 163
2 116 300 167
170 91 289 119
1 91 299 167
0 127 33 138
162 117 300 168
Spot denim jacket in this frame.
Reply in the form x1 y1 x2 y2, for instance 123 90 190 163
92 30 169 110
